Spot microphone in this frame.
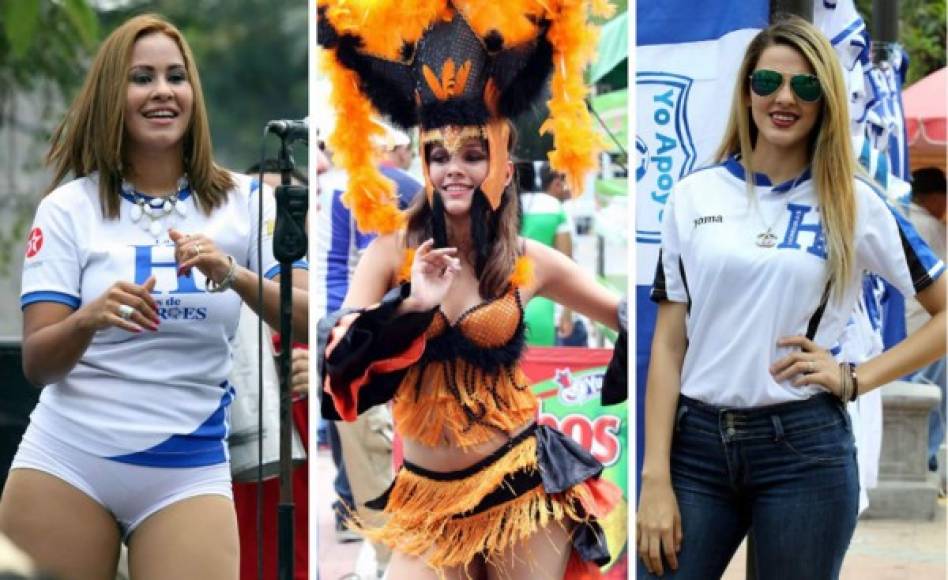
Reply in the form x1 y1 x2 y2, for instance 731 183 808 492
266 118 308 143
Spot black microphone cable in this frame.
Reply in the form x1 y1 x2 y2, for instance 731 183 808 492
256 125 268 580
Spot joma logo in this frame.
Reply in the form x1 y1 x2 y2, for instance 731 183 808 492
694 215 723 227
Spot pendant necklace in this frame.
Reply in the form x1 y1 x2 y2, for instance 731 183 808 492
752 171 806 248
754 210 783 248
120 176 191 240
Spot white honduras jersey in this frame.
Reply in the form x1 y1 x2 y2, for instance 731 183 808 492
652 157 944 408
20 172 307 466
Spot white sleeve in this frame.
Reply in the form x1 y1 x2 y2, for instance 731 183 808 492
247 178 279 279
20 196 84 310
650 189 688 303
856 182 945 298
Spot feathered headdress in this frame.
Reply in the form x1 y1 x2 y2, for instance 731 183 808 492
317 0 612 234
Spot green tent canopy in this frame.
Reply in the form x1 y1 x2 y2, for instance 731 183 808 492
589 11 627 89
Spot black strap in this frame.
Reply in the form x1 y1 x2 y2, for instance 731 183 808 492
805 280 833 340
678 257 692 315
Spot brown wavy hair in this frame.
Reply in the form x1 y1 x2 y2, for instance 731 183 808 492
46 13 234 217
714 14 857 298
405 126 520 299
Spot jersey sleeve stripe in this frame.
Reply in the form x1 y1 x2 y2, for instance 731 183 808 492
650 249 668 302
897 227 945 292
678 257 692 314
871 184 945 292
21 291 81 310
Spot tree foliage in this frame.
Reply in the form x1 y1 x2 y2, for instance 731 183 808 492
101 0 308 170
855 0 946 85
0 0 100 275
1 0 99 93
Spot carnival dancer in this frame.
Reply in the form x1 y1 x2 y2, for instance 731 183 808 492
317 1 626 578
0 14 308 580
637 15 946 579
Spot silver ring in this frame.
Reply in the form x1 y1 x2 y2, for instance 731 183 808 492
808 361 816 374
192 243 202 257
117 304 135 321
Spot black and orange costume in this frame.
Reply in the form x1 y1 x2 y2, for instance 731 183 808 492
316 1 627 576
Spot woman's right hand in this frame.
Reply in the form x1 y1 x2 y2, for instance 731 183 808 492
637 476 683 576
404 239 461 312
76 275 160 334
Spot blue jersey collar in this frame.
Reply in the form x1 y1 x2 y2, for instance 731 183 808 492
723 155 811 193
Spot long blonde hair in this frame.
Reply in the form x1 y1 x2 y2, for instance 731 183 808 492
715 14 856 296
46 13 234 217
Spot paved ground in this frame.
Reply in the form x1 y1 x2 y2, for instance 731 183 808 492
317 447 947 580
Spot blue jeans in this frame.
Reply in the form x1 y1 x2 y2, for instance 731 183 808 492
637 393 859 579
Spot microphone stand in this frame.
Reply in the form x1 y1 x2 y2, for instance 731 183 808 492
271 137 308 580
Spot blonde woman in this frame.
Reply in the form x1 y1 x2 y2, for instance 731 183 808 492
637 15 945 579
0 15 307 580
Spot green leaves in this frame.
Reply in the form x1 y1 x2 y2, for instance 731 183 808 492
3 0 96 59
3 0 40 58
63 0 99 48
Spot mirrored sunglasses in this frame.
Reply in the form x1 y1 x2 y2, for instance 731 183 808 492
749 69 823 102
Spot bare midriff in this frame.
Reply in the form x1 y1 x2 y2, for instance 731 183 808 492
400 419 535 472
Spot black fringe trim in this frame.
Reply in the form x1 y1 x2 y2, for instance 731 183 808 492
423 319 526 373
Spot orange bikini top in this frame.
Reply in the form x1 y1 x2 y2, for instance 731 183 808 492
392 250 539 448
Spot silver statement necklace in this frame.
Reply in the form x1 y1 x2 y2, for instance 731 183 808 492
120 176 190 239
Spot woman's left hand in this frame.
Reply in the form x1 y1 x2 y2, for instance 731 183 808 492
770 336 842 397
169 228 232 284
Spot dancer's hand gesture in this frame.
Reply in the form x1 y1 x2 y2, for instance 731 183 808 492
403 239 461 312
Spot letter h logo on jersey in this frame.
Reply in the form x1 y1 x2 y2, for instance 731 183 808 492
777 203 828 259
133 245 202 294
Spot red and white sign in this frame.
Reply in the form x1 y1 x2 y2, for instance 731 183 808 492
25 228 43 258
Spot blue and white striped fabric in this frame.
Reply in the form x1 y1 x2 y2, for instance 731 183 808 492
312 166 421 319
864 48 911 181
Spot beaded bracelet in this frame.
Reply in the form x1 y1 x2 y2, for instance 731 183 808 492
206 255 237 293
838 362 851 403
847 362 859 402
837 362 860 403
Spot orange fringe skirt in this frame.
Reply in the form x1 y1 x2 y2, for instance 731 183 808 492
360 424 620 577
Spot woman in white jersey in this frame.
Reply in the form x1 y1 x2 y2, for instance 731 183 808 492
0 14 308 580
637 15 945 579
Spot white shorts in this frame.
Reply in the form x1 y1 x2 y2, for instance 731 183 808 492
10 422 233 542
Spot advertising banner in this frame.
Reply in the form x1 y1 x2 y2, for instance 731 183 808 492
522 346 627 579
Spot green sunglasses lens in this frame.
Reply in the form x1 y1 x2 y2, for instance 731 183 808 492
750 70 782 96
751 69 823 102
790 74 822 101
